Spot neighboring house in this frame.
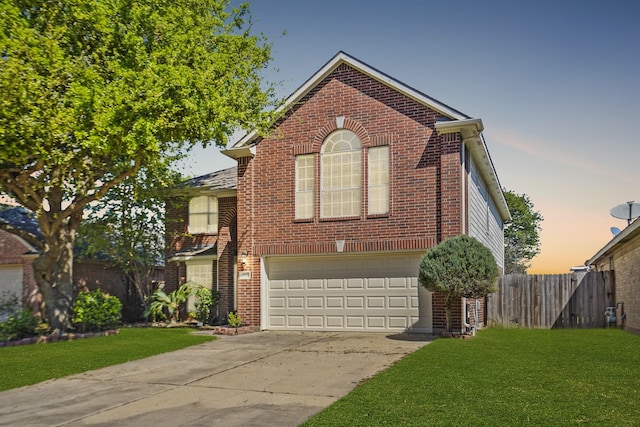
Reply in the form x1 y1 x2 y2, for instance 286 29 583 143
165 167 238 320
0 229 40 315
165 52 510 333
0 206 161 320
588 218 640 334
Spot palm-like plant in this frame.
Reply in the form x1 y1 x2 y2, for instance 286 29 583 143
144 283 193 323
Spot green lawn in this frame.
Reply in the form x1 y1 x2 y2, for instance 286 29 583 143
304 328 640 426
0 327 215 392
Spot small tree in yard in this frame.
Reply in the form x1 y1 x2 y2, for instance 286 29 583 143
419 235 499 333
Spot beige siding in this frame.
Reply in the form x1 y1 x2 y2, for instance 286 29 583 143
467 156 504 268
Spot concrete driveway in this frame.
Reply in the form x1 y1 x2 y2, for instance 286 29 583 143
0 331 434 426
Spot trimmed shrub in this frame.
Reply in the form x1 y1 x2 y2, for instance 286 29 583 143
0 310 47 341
72 289 122 332
194 286 221 325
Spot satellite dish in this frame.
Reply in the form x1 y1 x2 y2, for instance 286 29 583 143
611 226 621 237
610 201 640 225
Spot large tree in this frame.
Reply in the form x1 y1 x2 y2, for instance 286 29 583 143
503 190 543 274
0 0 276 330
418 235 499 332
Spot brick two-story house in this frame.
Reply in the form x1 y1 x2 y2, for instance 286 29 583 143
165 52 510 333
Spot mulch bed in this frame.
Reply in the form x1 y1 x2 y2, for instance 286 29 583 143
0 329 120 348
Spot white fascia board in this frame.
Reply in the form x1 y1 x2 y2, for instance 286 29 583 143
588 219 640 267
435 118 484 136
436 119 510 222
168 254 217 263
221 145 256 160
230 51 470 150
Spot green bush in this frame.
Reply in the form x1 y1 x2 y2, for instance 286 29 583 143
0 290 21 321
0 309 46 341
72 289 123 332
194 286 221 324
227 311 242 327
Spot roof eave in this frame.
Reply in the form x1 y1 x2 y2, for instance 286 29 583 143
221 145 256 160
588 219 640 266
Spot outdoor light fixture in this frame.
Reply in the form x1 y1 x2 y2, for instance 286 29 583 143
241 251 248 267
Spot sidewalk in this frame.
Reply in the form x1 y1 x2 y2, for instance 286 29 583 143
0 331 433 426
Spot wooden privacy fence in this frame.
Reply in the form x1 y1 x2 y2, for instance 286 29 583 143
487 271 615 329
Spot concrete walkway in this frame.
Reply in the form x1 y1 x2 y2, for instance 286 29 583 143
0 331 434 426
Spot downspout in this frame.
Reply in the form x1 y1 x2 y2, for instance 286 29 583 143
461 141 467 235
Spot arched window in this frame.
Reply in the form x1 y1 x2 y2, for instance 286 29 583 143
321 130 361 218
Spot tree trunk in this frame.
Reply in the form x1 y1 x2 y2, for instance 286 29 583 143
32 227 76 331
445 293 455 332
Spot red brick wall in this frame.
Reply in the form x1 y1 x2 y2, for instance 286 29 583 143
595 232 640 335
165 195 238 321
0 229 31 264
236 64 465 328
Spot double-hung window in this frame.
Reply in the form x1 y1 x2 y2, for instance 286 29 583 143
368 146 389 215
188 195 218 234
295 154 315 219
321 130 362 218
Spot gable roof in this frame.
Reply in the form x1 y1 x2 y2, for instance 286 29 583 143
223 51 509 221
226 51 470 153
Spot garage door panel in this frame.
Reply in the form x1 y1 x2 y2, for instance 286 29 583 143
367 296 385 308
368 317 385 328
346 316 364 328
308 279 323 289
307 297 323 308
266 254 432 332
326 297 343 308
346 278 364 289
388 296 408 308
288 280 304 290
367 278 385 289
389 277 410 288
270 297 285 308
288 297 304 308
389 317 409 329
327 279 342 289
346 296 364 308
270 280 285 290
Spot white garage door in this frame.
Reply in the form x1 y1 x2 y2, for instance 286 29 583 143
264 253 431 332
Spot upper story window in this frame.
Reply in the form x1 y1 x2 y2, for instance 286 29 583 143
368 145 389 215
295 154 314 219
188 195 218 234
321 130 362 218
